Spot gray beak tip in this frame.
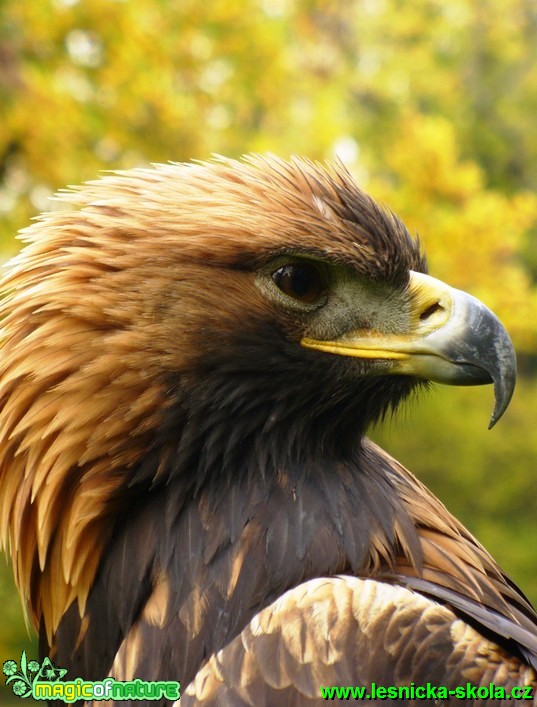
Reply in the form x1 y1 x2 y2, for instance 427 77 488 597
488 352 516 429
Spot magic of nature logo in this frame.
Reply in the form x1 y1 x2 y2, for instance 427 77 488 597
3 651 180 702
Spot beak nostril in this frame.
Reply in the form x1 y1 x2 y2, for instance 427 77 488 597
420 301 443 321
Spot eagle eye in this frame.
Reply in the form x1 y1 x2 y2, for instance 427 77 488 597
271 263 325 304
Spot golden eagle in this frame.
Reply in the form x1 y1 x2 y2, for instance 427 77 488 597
0 155 535 705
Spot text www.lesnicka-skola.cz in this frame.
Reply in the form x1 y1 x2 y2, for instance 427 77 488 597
320 682 534 701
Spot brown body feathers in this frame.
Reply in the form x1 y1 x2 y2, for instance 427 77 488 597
0 155 535 705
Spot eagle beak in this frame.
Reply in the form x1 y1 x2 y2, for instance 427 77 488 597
301 271 516 428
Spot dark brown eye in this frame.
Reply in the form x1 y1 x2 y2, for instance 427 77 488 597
271 263 325 304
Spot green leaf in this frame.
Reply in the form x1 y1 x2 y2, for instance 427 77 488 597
20 651 27 679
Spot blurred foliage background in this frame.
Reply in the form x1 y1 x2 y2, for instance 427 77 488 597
1 0 537 702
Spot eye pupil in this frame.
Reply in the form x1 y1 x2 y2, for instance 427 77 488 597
272 263 325 304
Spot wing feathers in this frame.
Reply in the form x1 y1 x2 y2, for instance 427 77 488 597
181 577 536 706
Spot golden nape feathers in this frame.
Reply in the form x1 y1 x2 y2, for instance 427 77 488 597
0 155 534 705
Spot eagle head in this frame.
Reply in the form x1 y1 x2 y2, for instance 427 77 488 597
0 155 516 673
